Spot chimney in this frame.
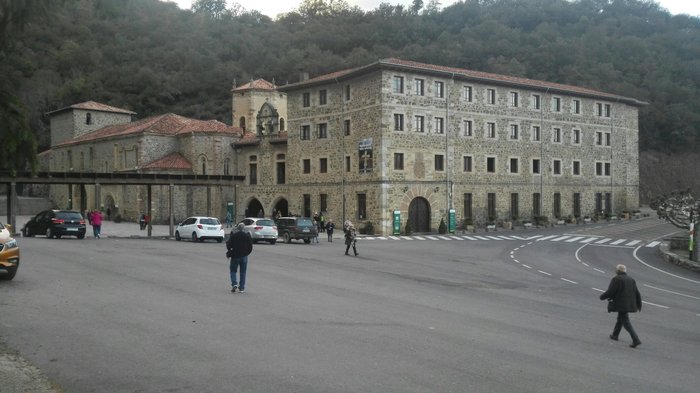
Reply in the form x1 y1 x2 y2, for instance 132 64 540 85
300 72 309 82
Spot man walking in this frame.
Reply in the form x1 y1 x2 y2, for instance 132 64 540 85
600 264 642 348
226 223 253 293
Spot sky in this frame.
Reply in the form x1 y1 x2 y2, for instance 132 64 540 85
165 0 700 18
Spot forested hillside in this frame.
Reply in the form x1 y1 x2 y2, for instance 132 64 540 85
2 0 699 199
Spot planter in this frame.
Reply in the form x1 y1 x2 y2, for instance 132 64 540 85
504 221 513 230
556 220 566 225
486 224 496 232
583 217 591 223
523 222 533 229
466 225 475 233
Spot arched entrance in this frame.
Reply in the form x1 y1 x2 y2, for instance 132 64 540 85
274 198 288 217
103 194 117 220
246 198 264 218
408 197 431 233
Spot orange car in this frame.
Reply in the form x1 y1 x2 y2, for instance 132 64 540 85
0 221 20 280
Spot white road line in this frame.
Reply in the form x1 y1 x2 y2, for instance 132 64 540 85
438 236 452 240
561 278 578 284
425 236 440 240
625 240 641 246
527 242 534 245
551 236 571 242
449 236 462 240
592 287 604 292
645 241 661 248
644 284 700 300
633 247 700 284
388 236 401 240
513 247 520 251
538 270 552 276
596 238 613 244
593 268 606 274
412 236 426 240
510 254 515 259
498 236 514 240
522 264 532 269
538 235 557 241
610 239 627 245
566 236 585 242
462 236 477 240
474 236 490 240
526 235 543 240
486 236 501 240
582 262 590 267
642 300 669 309
375 237 387 240
511 236 527 240
581 237 599 243
513 259 520 264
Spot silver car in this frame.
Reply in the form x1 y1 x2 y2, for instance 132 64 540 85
238 218 278 244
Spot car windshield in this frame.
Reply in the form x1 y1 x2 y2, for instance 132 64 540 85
296 218 313 226
200 218 220 225
256 219 275 226
57 212 83 220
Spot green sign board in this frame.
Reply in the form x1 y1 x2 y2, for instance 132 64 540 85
449 209 456 233
393 210 401 235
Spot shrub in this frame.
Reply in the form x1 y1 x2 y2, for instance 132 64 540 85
364 221 375 235
438 218 447 234
534 215 549 226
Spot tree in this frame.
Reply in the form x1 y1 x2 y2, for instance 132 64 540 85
653 189 700 261
192 0 229 19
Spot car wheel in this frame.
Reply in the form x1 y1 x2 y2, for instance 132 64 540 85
175 231 181 241
216 237 223 243
284 232 291 244
46 228 53 239
304 239 311 244
0 267 17 281
192 232 198 242
269 239 276 245
22 227 30 237
77 234 85 239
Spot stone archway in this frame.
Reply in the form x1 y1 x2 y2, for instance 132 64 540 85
103 194 117 220
408 197 431 233
274 198 288 217
246 198 264 218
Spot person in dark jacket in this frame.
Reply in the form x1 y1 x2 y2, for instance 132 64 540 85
600 264 642 348
226 223 253 293
344 221 358 256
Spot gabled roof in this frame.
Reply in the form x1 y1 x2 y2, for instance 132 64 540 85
232 79 276 92
141 152 191 171
278 58 646 106
55 113 241 147
46 101 136 116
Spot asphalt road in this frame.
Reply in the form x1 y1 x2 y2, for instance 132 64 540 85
1 219 699 392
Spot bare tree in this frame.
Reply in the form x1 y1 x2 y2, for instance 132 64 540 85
653 189 699 261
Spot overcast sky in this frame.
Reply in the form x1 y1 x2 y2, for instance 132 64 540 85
165 0 700 18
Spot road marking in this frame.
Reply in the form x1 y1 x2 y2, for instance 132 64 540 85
474 236 489 240
551 236 571 242
413 236 426 240
513 247 520 251
526 235 543 240
513 259 520 264
438 236 452 240
633 247 700 284
388 236 401 240
486 236 501 240
596 238 612 244
375 236 387 240
522 264 532 269
642 300 669 309
498 236 515 240
625 240 641 246
609 239 627 245
581 237 599 243
645 241 661 248
425 236 440 240
582 262 590 267
561 278 578 284
566 236 585 242
462 236 477 240
593 268 606 274
449 236 463 240
644 284 700 300
592 287 604 292
538 270 552 276
538 235 557 241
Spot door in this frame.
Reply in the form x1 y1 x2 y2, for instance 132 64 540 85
408 197 431 233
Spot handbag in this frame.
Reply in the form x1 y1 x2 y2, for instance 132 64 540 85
607 300 616 313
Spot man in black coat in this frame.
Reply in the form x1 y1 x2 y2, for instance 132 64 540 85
226 223 253 293
600 264 642 348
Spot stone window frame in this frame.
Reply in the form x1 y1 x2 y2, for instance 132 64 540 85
394 152 404 171
343 119 351 136
508 123 520 140
300 124 311 140
552 127 562 144
572 160 581 176
392 75 404 94
319 89 327 106
552 158 562 176
433 116 444 134
434 154 445 172
414 115 425 133
531 93 541 110
434 81 445 98
414 78 424 96
302 92 311 108
393 113 405 131
485 121 498 139
319 157 328 173
571 128 582 145
508 157 519 174
572 99 581 115
345 156 351 173
463 85 473 102
463 155 473 173
463 119 474 137
318 123 328 139
531 158 541 175
595 102 612 118
531 125 541 142
247 155 256 184
344 85 351 102
596 161 611 177
486 88 497 105
509 91 519 107
552 96 562 112
486 155 497 173
302 158 311 174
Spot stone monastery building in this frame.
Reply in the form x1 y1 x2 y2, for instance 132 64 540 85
46 58 644 235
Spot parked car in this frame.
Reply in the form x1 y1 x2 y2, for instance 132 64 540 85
238 218 278 244
22 210 86 239
276 216 317 244
0 221 20 280
175 216 224 243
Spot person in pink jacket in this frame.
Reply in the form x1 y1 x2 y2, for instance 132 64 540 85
90 210 103 239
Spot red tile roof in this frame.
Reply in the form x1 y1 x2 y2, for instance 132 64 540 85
279 58 646 106
141 152 192 171
232 79 276 92
55 113 241 147
46 101 136 116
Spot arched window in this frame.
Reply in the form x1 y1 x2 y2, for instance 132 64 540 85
279 118 285 131
224 158 230 175
201 157 207 175
239 116 246 131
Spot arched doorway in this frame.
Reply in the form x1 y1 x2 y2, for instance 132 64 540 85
246 198 264 218
274 198 288 217
104 194 117 220
408 197 431 233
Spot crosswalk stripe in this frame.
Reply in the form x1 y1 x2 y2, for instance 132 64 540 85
610 239 627 245
425 236 440 240
625 240 641 246
412 236 426 240
646 241 661 248
595 238 612 244
565 236 585 242
462 236 477 240
449 236 463 240
581 237 599 243
438 236 452 240
388 236 401 240
474 236 490 240
551 236 571 242
538 235 557 241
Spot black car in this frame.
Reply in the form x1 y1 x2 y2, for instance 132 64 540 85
22 210 86 239
276 217 317 244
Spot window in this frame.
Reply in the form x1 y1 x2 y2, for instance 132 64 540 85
394 153 404 170
532 94 541 110
276 160 286 184
573 99 581 114
463 156 473 172
343 119 351 136
319 89 327 105
553 193 562 219
357 193 367 220
533 193 541 217
596 193 603 214
393 76 404 93
487 88 496 104
303 194 311 217
463 193 473 220
486 157 496 173
318 123 328 139
509 158 519 174
224 158 230 175
300 125 311 140
86 113 92 125
605 193 612 215
487 122 496 138
572 129 581 144
573 193 581 218
434 81 444 98
415 79 424 96
303 92 310 107
303 159 311 174
487 193 496 221
463 86 473 102
434 117 444 134
319 158 328 173
596 131 603 145
510 124 519 140
553 159 561 175
239 116 246 130
604 104 611 117
344 85 351 101
320 194 328 212
532 125 541 141
394 114 404 131
605 132 611 146
553 127 561 143
596 162 603 176
573 160 581 175
552 97 561 112
249 156 257 185
463 120 473 136
510 92 519 107
279 118 285 131
510 193 519 220
596 103 603 116
414 115 425 132
605 162 611 176
435 154 444 171
345 156 350 172
532 158 541 174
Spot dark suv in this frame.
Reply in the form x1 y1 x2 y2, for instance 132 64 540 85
22 210 86 239
276 217 317 244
